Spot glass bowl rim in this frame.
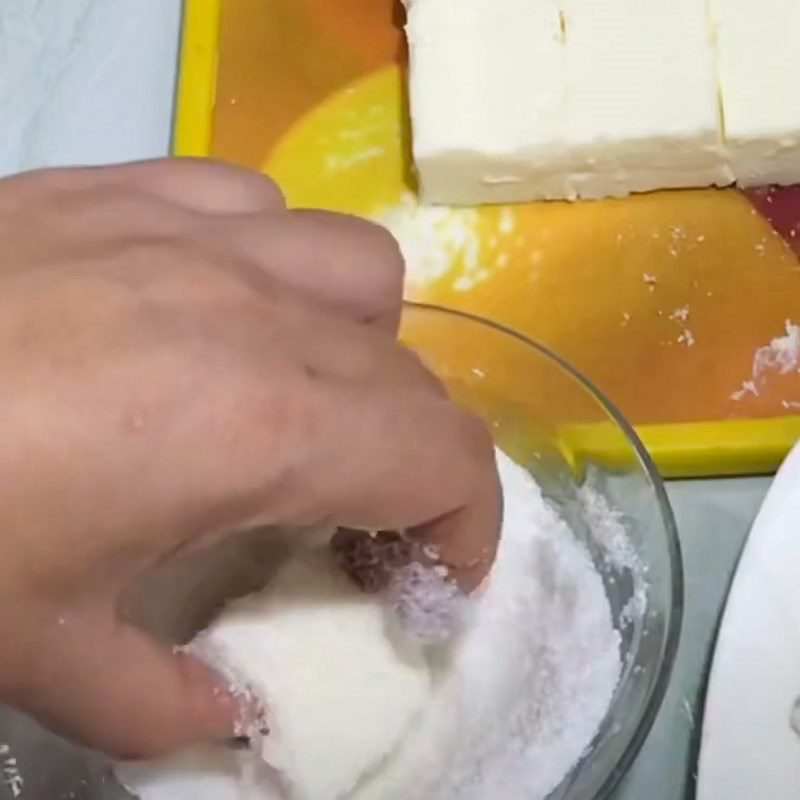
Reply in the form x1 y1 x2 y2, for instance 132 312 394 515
402 300 685 799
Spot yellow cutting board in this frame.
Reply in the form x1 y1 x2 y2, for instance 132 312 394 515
174 0 800 478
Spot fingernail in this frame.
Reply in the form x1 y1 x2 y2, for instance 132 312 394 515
177 651 267 743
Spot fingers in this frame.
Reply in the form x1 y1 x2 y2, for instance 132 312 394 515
111 159 288 215
214 210 405 334
11 612 239 759
30 159 287 215
299 380 501 591
86 164 404 334
17 160 405 334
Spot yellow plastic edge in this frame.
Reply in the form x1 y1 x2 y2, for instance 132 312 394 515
641 417 800 477
561 416 800 479
173 0 221 157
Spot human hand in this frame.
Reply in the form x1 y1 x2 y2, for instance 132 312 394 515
0 159 500 759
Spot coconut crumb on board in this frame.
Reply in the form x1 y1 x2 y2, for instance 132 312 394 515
754 321 800 376
731 380 759 402
374 192 482 293
373 196 522 296
730 321 800 401
669 306 690 323
0 744 23 799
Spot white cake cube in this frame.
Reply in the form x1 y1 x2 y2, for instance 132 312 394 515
405 0 573 204
405 0 731 203
559 0 731 199
710 0 800 186
404 0 800 203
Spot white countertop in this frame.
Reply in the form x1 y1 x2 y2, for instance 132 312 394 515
0 2 775 798
0 0 181 176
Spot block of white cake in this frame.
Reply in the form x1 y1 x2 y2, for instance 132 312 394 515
405 0 800 204
405 0 573 204
559 0 731 199
404 0 731 204
709 0 800 187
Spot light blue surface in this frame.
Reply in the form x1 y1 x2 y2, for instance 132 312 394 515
611 477 771 799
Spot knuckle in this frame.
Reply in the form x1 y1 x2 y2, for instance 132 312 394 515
329 212 406 291
358 219 406 291
352 230 405 322
191 159 286 207
250 171 286 207
398 347 447 396
455 409 496 474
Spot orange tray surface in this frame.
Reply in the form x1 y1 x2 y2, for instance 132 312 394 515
175 0 800 478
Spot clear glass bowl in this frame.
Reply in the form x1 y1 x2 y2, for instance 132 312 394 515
0 303 682 800
400 303 683 800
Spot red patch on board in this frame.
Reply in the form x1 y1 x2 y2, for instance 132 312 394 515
743 186 800 258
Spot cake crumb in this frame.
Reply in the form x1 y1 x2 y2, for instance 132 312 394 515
731 380 759 402
669 306 690 323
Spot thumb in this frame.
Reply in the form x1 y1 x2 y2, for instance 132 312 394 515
12 610 240 760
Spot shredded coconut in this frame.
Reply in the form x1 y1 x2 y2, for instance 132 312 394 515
383 561 468 645
731 321 800 401
371 197 521 295
731 380 758 401
373 193 481 294
119 452 627 800
669 306 690 323
579 486 646 577
753 321 800 377
579 484 648 630
0 744 23 799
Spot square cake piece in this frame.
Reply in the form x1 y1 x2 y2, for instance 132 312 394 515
405 0 572 204
709 0 800 186
404 0 730 203
558 0 730 199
